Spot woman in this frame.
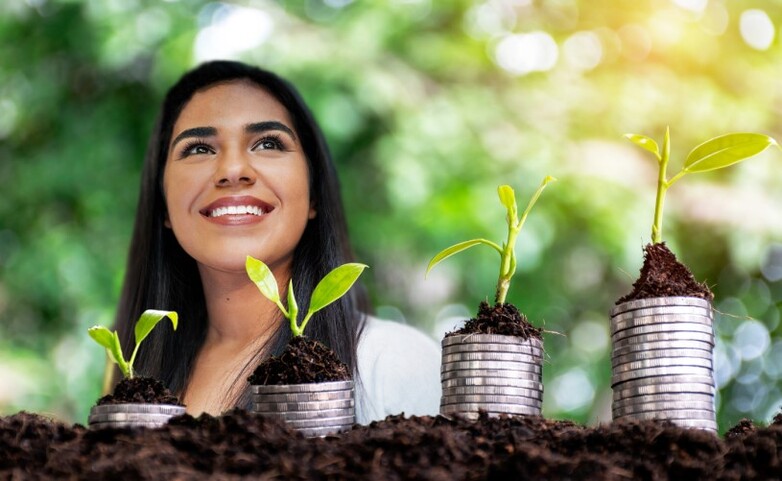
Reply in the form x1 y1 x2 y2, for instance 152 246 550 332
111 60 440 423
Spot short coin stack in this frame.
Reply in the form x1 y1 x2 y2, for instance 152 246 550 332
88 403 186 429
610 297 716 432
251 380 355 437
440 334 543 419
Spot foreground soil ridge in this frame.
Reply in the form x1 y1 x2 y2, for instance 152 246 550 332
2 410 781 480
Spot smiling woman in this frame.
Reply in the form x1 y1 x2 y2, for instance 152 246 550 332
111 61 441 421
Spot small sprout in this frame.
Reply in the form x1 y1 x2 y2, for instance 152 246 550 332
626 129 779 244
88 310 178 379
426 176 556 305
246 256 367 337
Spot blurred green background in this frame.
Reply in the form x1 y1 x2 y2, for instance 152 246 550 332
1 0 780 432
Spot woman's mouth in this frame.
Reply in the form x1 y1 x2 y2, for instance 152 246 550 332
199 196 275 223
207 205 265 218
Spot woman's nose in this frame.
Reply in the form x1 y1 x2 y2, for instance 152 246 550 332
213 151 256 187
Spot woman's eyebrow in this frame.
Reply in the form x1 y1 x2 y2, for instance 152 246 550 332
171 126 217 148
246 121 297 140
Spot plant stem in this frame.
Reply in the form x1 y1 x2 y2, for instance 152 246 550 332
651 128 671 244
495 225 520 304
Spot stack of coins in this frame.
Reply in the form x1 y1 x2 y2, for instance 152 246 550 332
610 297 717 432
440 334 543 419
88 403 185 429
251 380 355 437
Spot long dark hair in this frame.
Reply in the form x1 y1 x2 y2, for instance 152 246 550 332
114 60 368 409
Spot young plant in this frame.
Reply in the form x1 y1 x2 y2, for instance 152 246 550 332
88 310 178 379
626 129 779 244
426 176 556 305
246 256 367 337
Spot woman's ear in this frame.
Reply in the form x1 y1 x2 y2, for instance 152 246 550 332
164 211 172 228
308 201 317 219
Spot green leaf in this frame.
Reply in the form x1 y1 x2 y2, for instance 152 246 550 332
684 133 777 173
134 309 178 347
625 133 661 160
426 239 503 277
497 185 518 225
246 255 280 303
518 176 556 229
88 326 129 377
286 279 300 335
308 263 368 316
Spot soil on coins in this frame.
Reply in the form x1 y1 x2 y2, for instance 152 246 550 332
3 409 782 480
248 336 350 385
449 301 542 340
97 376 181 406
617 242 713 305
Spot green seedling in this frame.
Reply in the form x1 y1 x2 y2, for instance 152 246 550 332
626 129 779 244
426 176 556 305
88 310 178 379
246 256 367 337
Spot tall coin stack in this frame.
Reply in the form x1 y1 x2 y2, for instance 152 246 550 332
610 297 717 432
88 403 186 429
440 334 543 419
251 380 355 437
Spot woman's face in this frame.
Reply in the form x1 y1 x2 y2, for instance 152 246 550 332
163 80 315 279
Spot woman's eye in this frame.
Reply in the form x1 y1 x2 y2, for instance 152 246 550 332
180 141 213 158
254 135 284 151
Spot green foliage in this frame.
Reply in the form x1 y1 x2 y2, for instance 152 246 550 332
626 130 779 243
88 310 178 379
246 256 367 337
427 177 556 305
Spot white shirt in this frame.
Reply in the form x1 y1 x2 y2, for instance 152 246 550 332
354 316 442 424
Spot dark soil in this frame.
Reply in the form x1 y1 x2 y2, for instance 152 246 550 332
96 376 182 406
3 409 782 480
448 301 542 340
617 242 714 305
248 336 350 385
725 419 756 439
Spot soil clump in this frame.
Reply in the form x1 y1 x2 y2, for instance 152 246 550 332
449 301 542 340
3 410 782 480
248 336 350 385
617 242 713 304
96 376 181 406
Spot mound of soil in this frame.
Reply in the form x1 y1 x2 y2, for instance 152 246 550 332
97 376 181 406
2 409 782 480
248 336 350 385
617 243 713 305
449 301 542 340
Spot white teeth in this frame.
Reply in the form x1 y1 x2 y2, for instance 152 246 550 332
209 205 265 217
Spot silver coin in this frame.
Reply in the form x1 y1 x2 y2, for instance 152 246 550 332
612 365 713 385
90 404 186 415
255 407 355 421
88 412 177 423
441 376 543 390
613 392 713 408
611 305 713 323
250 390 353 403
612 356 712 374
613 331 714 349
667 418 719 431
441 368 542 381
613 383 715 401
250 380 353 394
612 322 714 340
612 409 716 422
440 394 543 407
442 351 542 364
283 415 355 429
611 340 714 358
442 343 544 357
611 348 712 366
442 334 543 349
440 403 541 416
89 421 166 429
610 297 712 317
296 425 352 437
251 398 354 412
442 385 543 400
612 400 715 417
611 374 714 390
612 314 713 335
441 360 542 373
